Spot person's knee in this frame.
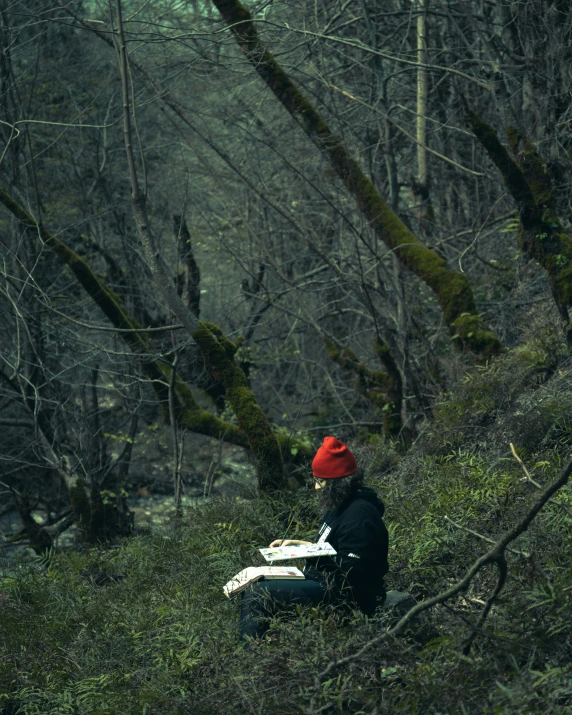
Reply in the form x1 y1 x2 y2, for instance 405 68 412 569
243 580 268 601
242 581 273 616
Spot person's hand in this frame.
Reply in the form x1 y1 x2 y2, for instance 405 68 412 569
269 539 288 547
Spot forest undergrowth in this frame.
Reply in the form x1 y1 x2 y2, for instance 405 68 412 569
1 330 572 714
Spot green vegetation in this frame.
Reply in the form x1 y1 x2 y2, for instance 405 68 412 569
0 4 571 711
2 334 572 714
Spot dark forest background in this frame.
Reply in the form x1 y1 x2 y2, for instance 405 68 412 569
0 1 572 713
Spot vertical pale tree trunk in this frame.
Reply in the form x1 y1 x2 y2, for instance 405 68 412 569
416 0 428 192
412 0 434 238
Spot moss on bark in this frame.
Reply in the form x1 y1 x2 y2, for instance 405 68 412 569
506 128 555 211
212 0 501 359
193 322 285 491
0 189 266 450
0 191 311 484
467 114 572 333
466 113 536 214
325 337 407 440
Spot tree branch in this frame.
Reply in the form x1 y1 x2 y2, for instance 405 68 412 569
467 112 572 335
510 443 572 518
210 0 502 359
0 188 249 449
112 0 200 342
465 111 537 216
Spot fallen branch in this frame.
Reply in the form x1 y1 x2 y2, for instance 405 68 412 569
308 453 572 714
444 515 530 558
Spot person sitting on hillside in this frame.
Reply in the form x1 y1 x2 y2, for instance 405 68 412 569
239 436 389 641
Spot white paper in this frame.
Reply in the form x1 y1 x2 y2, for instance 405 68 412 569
223 565 305 598
259 542 337 563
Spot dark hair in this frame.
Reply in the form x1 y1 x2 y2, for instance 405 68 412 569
317 468 364 511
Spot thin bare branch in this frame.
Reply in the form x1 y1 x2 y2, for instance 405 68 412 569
510 443 572 518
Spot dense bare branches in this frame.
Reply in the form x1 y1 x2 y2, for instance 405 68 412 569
0 0 570 539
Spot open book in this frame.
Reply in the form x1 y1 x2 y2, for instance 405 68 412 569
223 566 305 598
259 543 337 562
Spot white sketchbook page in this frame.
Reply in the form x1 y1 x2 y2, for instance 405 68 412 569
223 566 304 598
259 543 337 562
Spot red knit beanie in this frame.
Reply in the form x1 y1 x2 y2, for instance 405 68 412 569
312 436 358 479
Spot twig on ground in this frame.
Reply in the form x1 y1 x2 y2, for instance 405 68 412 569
510 443 572 518
468 597 486 605
462 555 507 655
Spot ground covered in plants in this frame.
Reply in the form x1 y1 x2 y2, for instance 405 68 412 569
1 333 572 714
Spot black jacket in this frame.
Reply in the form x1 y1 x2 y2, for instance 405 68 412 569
306 487 389 615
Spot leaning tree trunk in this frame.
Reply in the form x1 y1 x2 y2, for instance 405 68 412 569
467 111 572 343
210 0 502 360
0 188 249 448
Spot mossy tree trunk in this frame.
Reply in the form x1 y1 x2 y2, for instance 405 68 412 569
210 0 501 360
68 477 134 544
325 337 409 442
0 189 311 476
193 323 285 490
467 112 572 343
0 189 247 445
114 0 286 491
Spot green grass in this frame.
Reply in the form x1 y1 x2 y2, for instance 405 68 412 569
2 343 572 714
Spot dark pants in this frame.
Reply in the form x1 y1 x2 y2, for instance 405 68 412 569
239 577 334 641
